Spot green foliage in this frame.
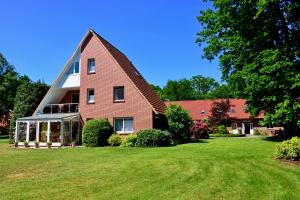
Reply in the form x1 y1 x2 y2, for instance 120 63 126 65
163 79 194 101
107 134 122 146
214 125 228 135
254 130 261 136
136 129 172 147
190 75 220 99
197 1 300 134
210 133 245 137
121 134 137 147
150 84 165 100
9 80 49 139
166 104 193 143
277 137 300 160
82 118 113 147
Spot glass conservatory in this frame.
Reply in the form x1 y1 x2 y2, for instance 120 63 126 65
15 113 80 147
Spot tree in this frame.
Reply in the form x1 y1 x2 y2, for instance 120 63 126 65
197 0 300 134
9 80 49 138
190 75 219 99
208 99 231 126
207 84 234 99
166 104 193 143
150 84 165 100
163 79 194 101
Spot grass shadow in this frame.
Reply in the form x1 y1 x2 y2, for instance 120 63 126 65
262 136 286 143
0 135 9 140
188 139 209 144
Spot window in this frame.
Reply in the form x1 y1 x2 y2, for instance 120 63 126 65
87 89 95 103
113 86 124 102
200 110 205 114
114 118 133 134
231 108 236 113
88 58 95 73
231 123 237 130
67 62 80 75
74 62 79 73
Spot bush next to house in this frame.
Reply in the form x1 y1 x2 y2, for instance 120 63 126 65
277 137 300 160
190 121 209 139
136 129 172 147
166 104 193 143
82 118 113 147
121 134 137 147
214 125 228 135
107 134 122 146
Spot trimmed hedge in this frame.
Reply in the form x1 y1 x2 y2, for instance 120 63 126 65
121 134 137 147
82 118 113 147
108 134 122 146
277 137 300 160
210 134 246 137
136 129 172 147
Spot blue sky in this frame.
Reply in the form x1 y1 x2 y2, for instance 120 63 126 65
0 0 220 87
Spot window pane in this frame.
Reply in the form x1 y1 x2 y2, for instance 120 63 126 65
29 122 36 142
39 122 48 143
18 122 27 142
67 64 74 75
124 119 133 132
114 87 124 101
88 59 95 73
74 62 79 73
88 89 94 103
50 122 61 143
115 119 123 132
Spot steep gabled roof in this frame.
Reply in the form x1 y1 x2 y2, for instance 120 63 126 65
34 29 166 115
165 99 264 121
90 30 166 114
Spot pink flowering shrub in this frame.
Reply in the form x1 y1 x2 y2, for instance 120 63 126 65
190 121 209 139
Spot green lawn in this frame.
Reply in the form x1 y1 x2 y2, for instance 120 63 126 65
0 137 300 200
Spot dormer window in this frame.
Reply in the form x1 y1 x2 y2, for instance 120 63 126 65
200 110 205 114
88 58 95 74
231 108 236 113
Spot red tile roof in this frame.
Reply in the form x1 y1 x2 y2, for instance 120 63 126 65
165 99 264 121
91 30 166 114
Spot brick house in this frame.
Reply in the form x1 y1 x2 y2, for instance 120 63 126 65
165 99 283 135
14 29 166 147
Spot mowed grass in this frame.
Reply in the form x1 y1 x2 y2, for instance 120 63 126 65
0 137 300 200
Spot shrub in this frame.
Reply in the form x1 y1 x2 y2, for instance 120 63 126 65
108 134 122 146
47 142 52 148
82 118 113 147
121 134 137 147
190 121 209 139
166 104 193 143
136 129 172 147
277 137 300 160
214 125 228 135
254 129 261 135
24 141 29 148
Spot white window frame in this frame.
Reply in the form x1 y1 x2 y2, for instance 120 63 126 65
88 58 96 74
68 61 80 75
114 118 134 134
231 123 237 130
87 89 95 104
113 86 125 102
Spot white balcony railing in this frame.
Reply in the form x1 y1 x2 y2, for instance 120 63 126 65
43 103 79 114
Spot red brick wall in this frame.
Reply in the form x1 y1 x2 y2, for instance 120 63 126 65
60 90 80 104
79 34 153 132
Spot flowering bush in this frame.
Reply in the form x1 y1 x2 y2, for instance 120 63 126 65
190 121 209 139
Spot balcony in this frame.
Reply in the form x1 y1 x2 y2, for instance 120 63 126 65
43 103 79 114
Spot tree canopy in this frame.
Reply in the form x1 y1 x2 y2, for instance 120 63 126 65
197 0 300 134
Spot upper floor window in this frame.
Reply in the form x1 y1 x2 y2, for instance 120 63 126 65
67 61 80 75
87 88 95 104
113 86 124 102
88 58 95 74
200 110 205 114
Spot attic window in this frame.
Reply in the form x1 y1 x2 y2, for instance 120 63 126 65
231 108 236 113
243 106 248 112
200 110 205 114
